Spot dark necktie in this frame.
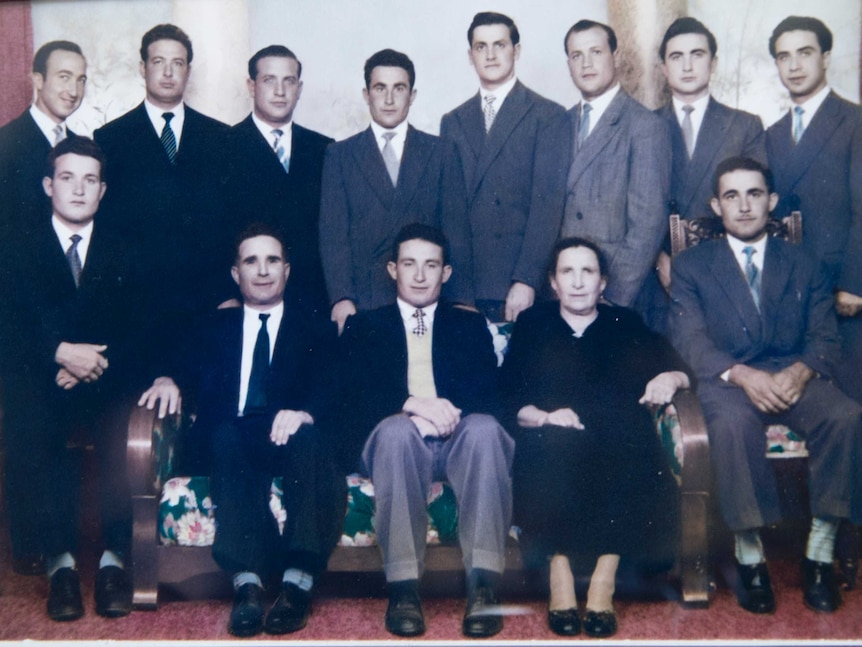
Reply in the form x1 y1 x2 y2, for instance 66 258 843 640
272 128 290 173
161 112 177 165
412 308 427 336
742 246 761 311
66 234 83 287
244 313 271 414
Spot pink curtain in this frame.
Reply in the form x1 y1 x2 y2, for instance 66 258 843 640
0 1 33 127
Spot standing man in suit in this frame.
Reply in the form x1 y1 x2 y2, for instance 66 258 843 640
319 49 472 333
670 157 862 614
225 45 333 313
654 17 766 296
340 224 513 638
529 20 672 329
440 12 564 322
0 137 147 620
139 223 345 637
93 24 230 344
765 16 862 403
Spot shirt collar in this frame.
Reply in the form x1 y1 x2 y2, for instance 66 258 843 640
581 83 620 127
252 112 292 146
29 104 65 145
479 76 518 111
671 93 710 121
792 85 831 128
243 300 284 325
370 118 408 143
144 99 185 142
396 298 438 329
726 233 767 269
52 216 94 263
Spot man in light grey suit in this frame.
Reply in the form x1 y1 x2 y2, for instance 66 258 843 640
528 20 671 328
440 12 564 322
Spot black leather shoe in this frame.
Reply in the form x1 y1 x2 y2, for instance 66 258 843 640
735 561 776 614
94 566 133 618
583 609 617 638
548 608 580 636
385 585 425 637
13 553 45 576
462 585 503 638
229 583 265 637
802 558 841 613
264 582 312 635
47 568 84 622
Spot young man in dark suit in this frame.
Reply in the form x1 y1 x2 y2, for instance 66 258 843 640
339 224 513 639
319 49 473 334
440 12 564 322
225 45 333 313
765 16 862 403
670 157 862 615
139 223 345 638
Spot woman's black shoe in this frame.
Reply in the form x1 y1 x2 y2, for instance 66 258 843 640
548 608 580 635
583 609 617 638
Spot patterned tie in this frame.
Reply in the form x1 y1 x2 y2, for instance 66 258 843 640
412 308 427 336
244 313 271 414
742 246 761 311
272 128 290 173
161 112 177 165
792 106 805 144
66 234 83 287
681 104 695 158
483 94 497 133
381 132 399 187
578 103 592 148
52 123 66 146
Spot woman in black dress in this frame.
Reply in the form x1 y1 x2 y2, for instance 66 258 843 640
501 237 692 637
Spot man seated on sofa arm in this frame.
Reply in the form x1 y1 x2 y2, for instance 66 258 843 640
338 223 514 639
139 222 345 638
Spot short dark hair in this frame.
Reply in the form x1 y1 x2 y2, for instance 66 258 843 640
660 17 717 60
468 12 520 47
564 19 617 55
32 41 84 77
391 223 450 265
45 136 106 179
547 237 608 280
233 222 289 264
712 156 775 197
248 45 302 80
140 24 193 63
768 16 833 57
364 49 415 90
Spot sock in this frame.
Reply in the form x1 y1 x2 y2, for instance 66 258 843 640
806 517 838 563
45 552 76 578
735 528 765 566
99 550 124 570
585 554 619 612
232 571 262 591
549 554 576 611
388 578 419 597
283 568 314 592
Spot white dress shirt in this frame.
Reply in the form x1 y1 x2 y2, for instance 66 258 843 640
479 75 518 114
370 119 409 162
253 112 293 158
672 93 710 151
52 216 93 268
791 84 831 131
30 104 67 145
237 301 284 415
580 84 621 139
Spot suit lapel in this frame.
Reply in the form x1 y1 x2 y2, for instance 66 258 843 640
351 127 396 208
473 82 532 193
710 241 763 342
455 94 485 172
131 103 175 168
392 126 433 214
782 92 844 193
383 304 409 389
568 91 626 188
759 238 793 343
681 99 731 214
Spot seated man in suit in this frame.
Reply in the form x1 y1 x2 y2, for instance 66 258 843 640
319 49 472 333
670 156 862 615
139 223 345 637
339 224 513 638
0 137 147 620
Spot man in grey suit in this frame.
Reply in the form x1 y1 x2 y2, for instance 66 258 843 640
766 15 862 403
440 12 564 322
319 49 472 333
529 20 671 328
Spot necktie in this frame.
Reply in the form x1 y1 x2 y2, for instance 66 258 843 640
681 104 695 158
244 313 271 414
161 112 177 165
381 132 399 187
483 94 497 133
578 103 592 148
66 234 83 287
53 123 66 146
272 128 290 173
792 106 805 144
742 246 761 311
412 308 427 336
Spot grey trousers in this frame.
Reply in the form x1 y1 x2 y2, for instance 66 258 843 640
361 412 514 582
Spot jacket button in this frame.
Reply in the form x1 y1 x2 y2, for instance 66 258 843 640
576 212 584 220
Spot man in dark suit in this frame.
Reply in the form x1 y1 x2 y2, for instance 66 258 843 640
225 45 333 313
765 16 862 403
440 12 564 322
670 157 862 615
528 20 671 329
0 137 147 621
139 223 344 637
319 49 472 333
339 224 513 638
93 24 230 343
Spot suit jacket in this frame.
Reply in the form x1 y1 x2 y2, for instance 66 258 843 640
338 301 499 469
766 91 862 295
225 116 333 310
657 97 765 221
319 125 472 310
669 236 839 383
529 89 672 308
440 81 565 297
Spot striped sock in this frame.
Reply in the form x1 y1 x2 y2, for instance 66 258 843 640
806 517 838 563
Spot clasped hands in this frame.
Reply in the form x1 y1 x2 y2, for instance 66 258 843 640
54 342 109 390
404 395 462 438
729 361 813 414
